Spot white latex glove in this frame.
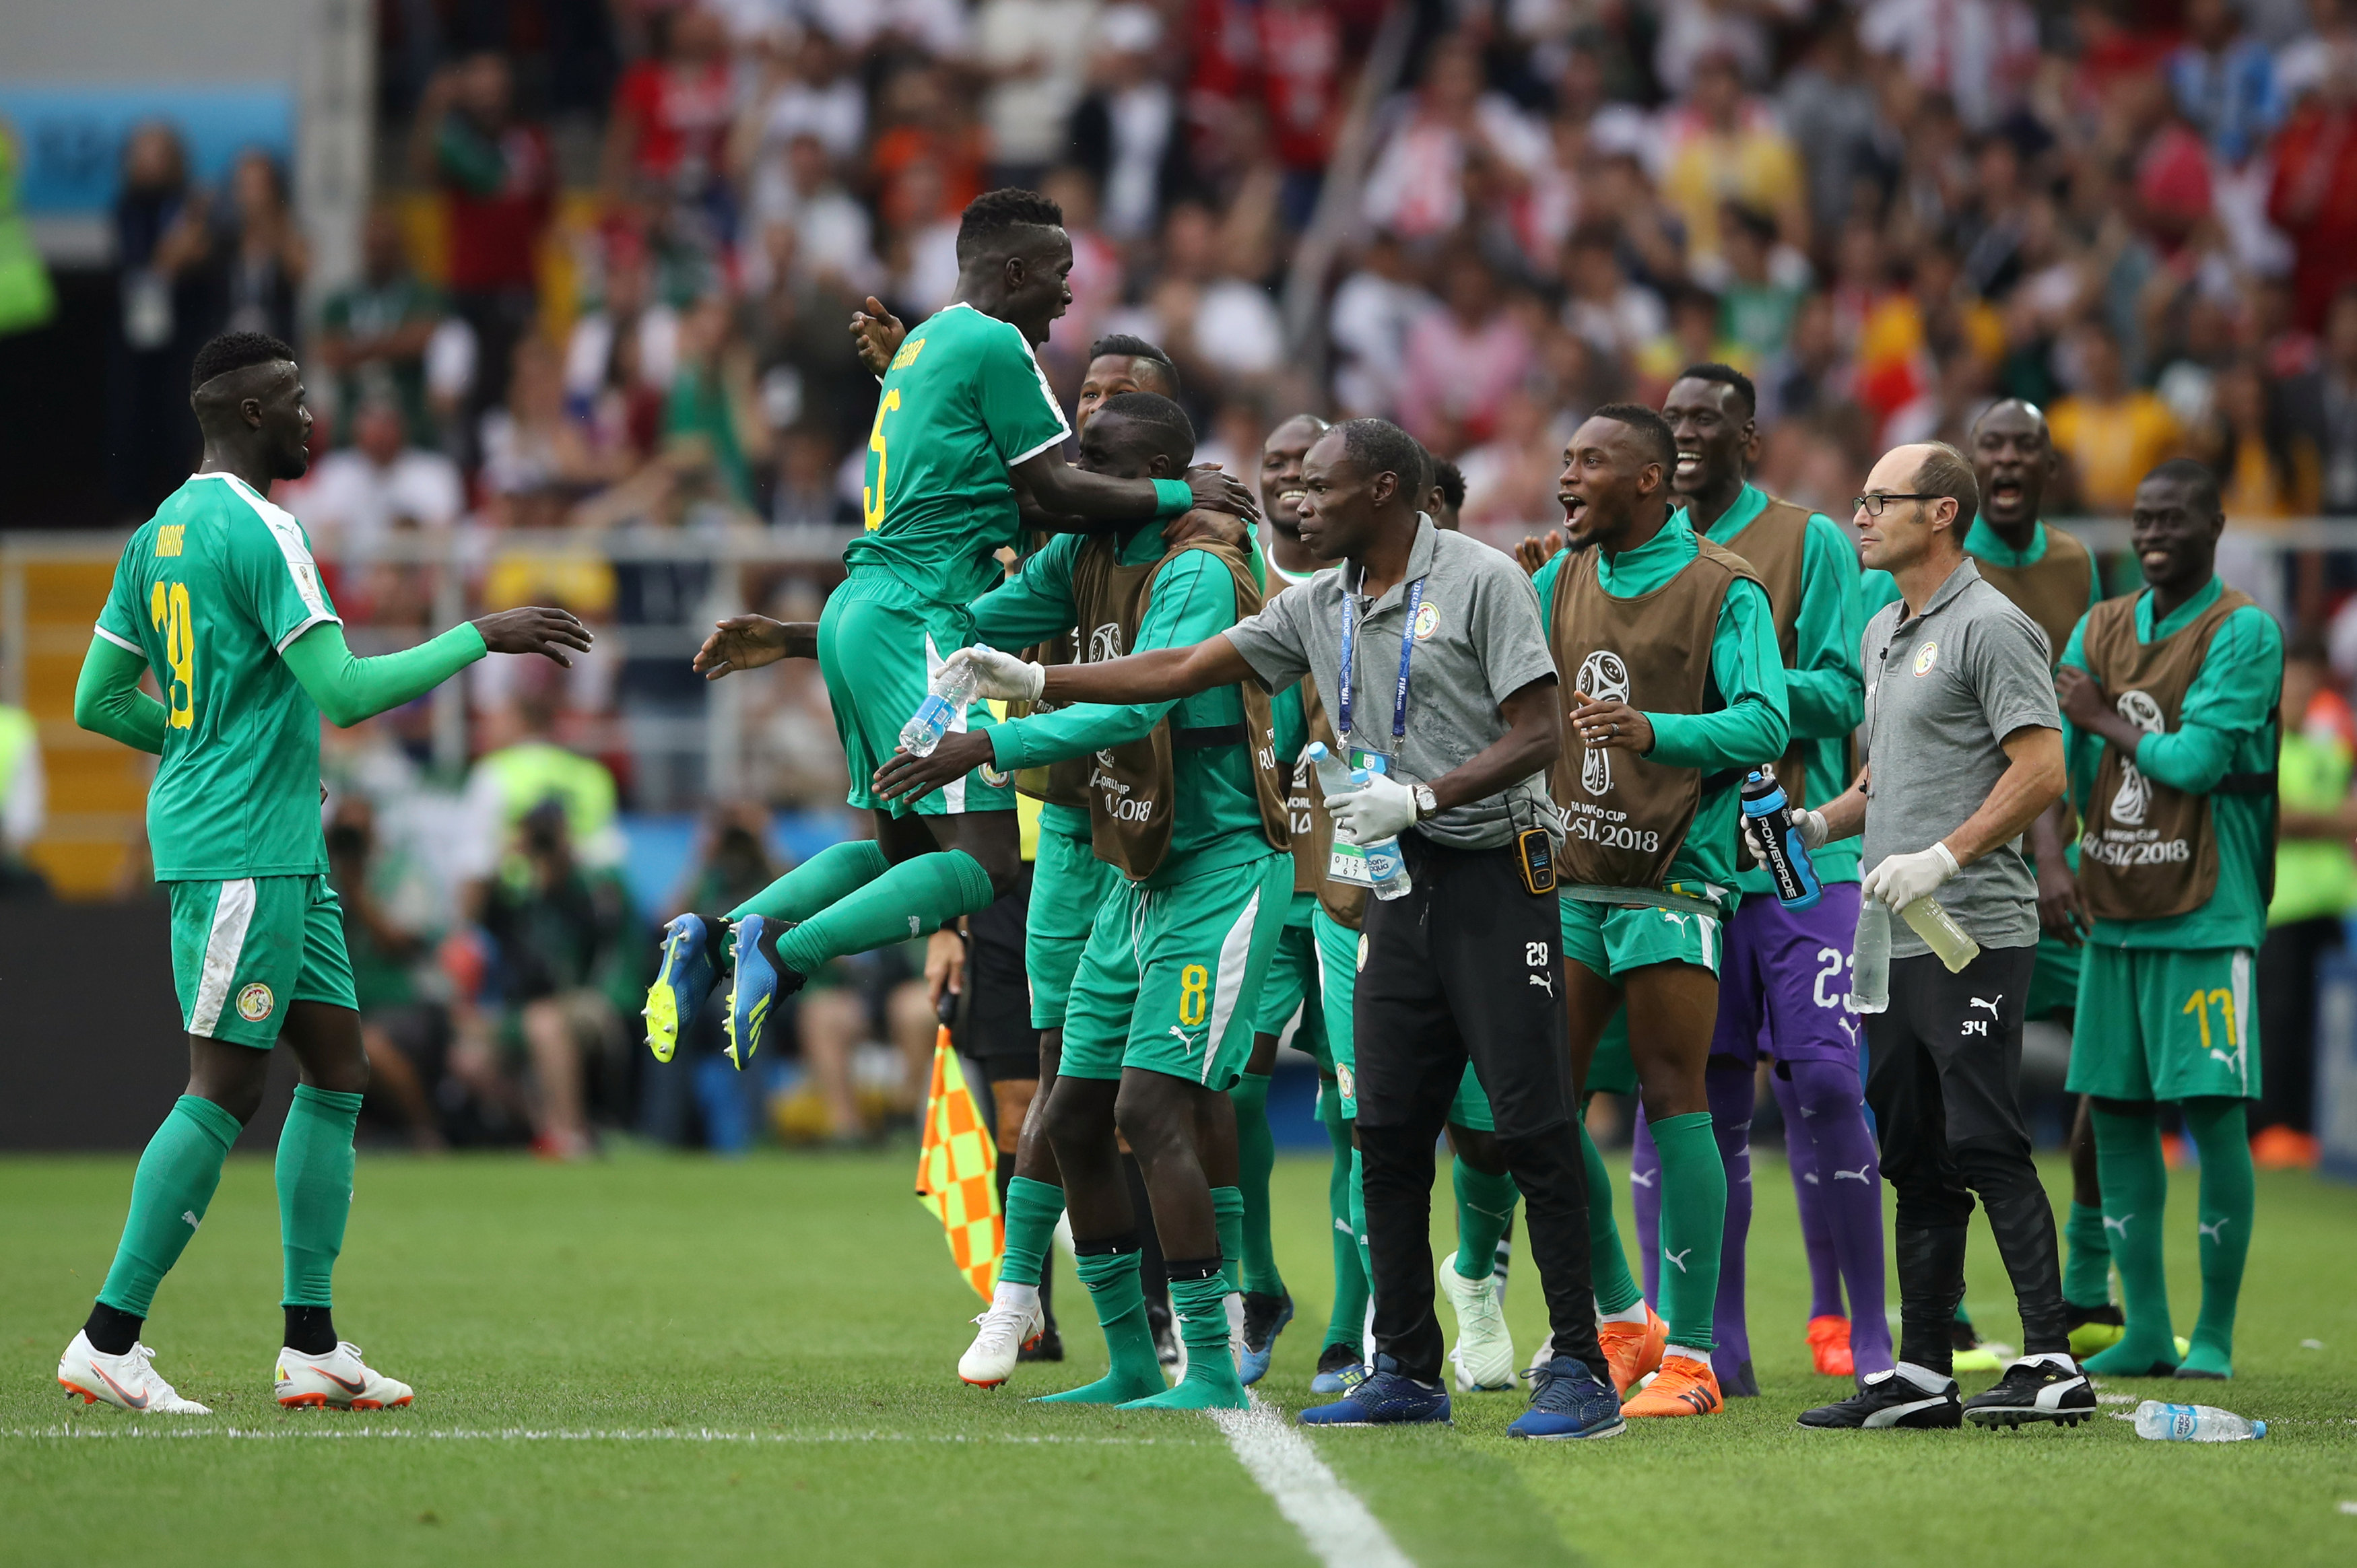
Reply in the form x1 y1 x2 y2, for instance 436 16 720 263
945 645 1044 702
1862 842 1960 910
1325 772 1418 846
1740 807 1829 866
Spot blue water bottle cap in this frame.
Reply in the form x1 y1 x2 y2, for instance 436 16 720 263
2251 1419 2267 1438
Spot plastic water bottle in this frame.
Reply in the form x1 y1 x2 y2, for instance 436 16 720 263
1851 897 1890 1014
1900 894 1981 974
1306 741 1356 804
1741 769 1822 910
2132 1400 2266 1441
899 653 984 757
1358 757 1414 902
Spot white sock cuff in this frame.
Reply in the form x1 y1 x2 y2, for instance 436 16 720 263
991 1281 1040 1311
1664 1343 1712 1366
1599 1300 1651 1326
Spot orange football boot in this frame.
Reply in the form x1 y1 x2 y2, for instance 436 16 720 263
1620 1353 1723 1417
1598 1304 1668 1396
1806 1315 1855 1377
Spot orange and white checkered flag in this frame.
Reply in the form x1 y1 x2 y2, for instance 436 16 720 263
915 1023 1002 1303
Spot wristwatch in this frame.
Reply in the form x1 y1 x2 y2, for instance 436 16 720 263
1412 782 1438 820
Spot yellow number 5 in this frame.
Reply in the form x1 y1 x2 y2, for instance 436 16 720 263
149 580 194 728
863 388 901 532
1179 963 1208 1028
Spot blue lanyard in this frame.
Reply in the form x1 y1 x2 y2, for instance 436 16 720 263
1338 576 1424 749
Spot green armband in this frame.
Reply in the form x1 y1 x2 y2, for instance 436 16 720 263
1152 478 1194 519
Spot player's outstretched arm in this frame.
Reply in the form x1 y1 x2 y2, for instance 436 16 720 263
73 634 168 755
283 609 591 728
953 633 1255 708
1014 450 1261 530
692 615 817 679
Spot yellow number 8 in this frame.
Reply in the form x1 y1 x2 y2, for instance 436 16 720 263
863 388 901 532
149 580 194 728
1178 964 1208 1028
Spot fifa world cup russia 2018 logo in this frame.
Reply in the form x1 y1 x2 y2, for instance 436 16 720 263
1576 650 1630 796
2108 689 2166 825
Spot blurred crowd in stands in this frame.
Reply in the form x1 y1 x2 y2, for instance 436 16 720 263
47 0 2357 1155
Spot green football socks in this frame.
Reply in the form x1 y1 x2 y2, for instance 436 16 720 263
774 850 995 974
1211 1186 1244 1295
1581 1120 1646 1316
1035 1247 1166 1405
1651 1111 1725 1353
2063 1200 2114 1310
1451 1157 1519 1282
1229 1073 1284 1296
98 1095 242 1318
1000 1176 1065 1289
727 840 890 923
1122 1272 1246 1409
2085 1103 2180 1374
277 1085 362 1309
2181 1097 2253 1377
1320 1087 1368 1351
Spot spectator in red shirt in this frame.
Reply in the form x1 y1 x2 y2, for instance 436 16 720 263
409 52 554 443
1256 0 1344 228
2269 58 2357 332
603 3 739 230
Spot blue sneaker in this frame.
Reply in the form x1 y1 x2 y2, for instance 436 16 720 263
644 914 721 1062
1507 1355 1626 1441
726 914 807 1068
1309 1342 1364 1395
1237 1291 1293 1386
1298 1355 1451 1427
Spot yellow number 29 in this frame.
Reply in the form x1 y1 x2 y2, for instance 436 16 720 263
149 580 195 728
1178 963 1209 1029
863 388 902 532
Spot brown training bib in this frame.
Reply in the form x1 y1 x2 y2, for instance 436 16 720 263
2075 586 2258 920
1069 538 1292 880
1550 535 1763 889
1972 527 2095 674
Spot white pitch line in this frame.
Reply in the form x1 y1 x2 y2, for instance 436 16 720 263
2 1426 1190 1446
1208 1396 1415 1568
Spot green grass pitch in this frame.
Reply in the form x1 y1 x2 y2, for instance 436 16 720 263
3 1145 2353 1567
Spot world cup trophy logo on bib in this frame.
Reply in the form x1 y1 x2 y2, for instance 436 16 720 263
1575 650 1630 796
2107 689 2166 825
1088 623 1124 664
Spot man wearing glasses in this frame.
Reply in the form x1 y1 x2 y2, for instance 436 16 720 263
1769 442 2096 1432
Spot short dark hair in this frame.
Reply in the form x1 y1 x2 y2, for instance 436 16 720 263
191 330 296 394
1591 401 1678 473
1910 440 1980 531
1432 458 1466 511
956 187 1065 265
2142 456 2222 516
1330 418 1426 501
1096 390 1195 469
1674 362 1757 417
1087 333 1180 397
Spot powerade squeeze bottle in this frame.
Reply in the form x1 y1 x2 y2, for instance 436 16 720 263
1741 769 1822 910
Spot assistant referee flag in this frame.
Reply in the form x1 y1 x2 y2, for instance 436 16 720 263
915 1025 1003 1303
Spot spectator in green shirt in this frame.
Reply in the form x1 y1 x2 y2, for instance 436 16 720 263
314 211 446 446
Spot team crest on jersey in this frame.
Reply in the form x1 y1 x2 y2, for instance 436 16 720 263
1335 1064 1355 1100
1356 933 1370 972
1912 641 1939 676
236 984 275 1023
1412 601 1440 640
978 763 1010 789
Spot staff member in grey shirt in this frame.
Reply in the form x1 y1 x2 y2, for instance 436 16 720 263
946 418 1627 1441
1770 440 2094 1433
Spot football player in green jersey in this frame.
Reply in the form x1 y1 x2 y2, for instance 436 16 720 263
58 331 589 1416
651 189 1255 1069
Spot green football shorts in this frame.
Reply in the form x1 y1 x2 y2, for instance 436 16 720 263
2026 928 2084 1022
1028 825 1121 1029
1253 898 1329 1068
2065 944 2261 1103
1560 885 1733 984
1063 852 1291 1092
818 568 1016 818
168 875 358 1047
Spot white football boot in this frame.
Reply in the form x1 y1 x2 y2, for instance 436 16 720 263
58 1332 211 1414
958 1283 1044 1388
275 1342 413 1409
1440 1252 1517 1391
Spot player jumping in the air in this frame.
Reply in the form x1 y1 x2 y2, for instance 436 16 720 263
646 189 1254 1068
58 331 591 1414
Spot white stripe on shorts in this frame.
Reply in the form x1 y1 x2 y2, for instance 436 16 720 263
1698 912 1718 972
2230 947 2252 1095
1202 885 1263 1081
923 632 968 813
187 879 257 1036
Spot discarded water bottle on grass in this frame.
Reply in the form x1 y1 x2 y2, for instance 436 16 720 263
1358 757 1414 902
1900 895 1980 973
2132 1401 2265 1441
1851 898 1890 1014
900 653 984 757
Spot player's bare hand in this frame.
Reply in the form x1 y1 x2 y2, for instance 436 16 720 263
694 615 813 679
873 729 995 804
473 607 595 667
1164 508 1248 550
1516 531 1565 576
1570 691 1652 753
925 926 967 1010
2053 666 2107 729
1186 465 1260 522
2036 855 2090 947
851 297 907 378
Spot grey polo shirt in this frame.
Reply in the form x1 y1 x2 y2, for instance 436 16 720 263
1861 556 2059 956
1225 514 1559 850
